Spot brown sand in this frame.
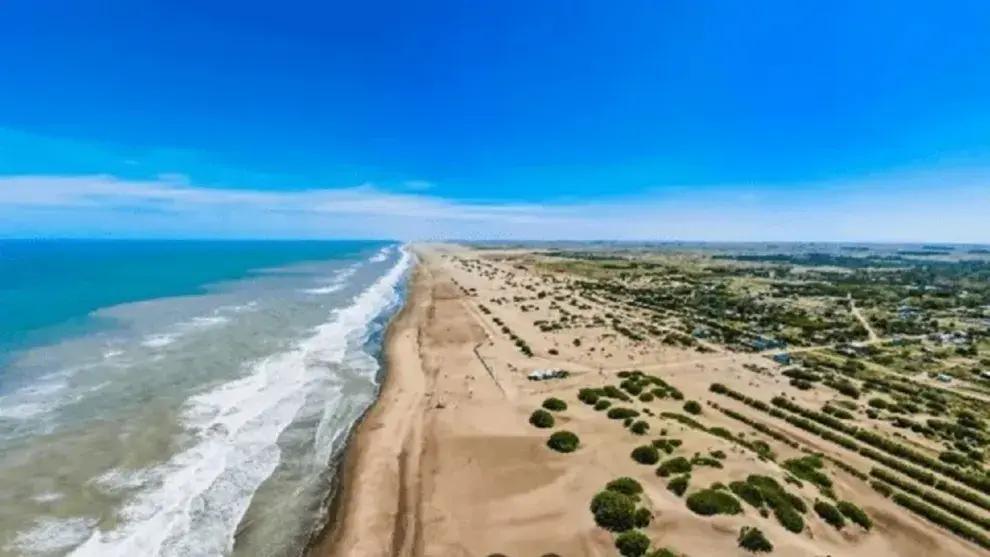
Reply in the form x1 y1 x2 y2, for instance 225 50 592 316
311 245 987 557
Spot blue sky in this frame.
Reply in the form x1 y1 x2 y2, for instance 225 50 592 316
1 1 989 241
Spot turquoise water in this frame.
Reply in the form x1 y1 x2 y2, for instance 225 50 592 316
0 240 384 356
0 240 412 557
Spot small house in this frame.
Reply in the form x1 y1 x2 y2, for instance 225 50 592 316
772 353 792 365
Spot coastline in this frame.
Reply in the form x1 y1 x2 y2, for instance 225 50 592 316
306 256 429 557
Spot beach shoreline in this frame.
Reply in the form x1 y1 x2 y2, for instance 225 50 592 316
306 256 429 557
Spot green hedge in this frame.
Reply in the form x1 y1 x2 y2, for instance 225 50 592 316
710 383 990 500
870 468 990 531
608 407 641 420
837 501 872 531
891 493 990 549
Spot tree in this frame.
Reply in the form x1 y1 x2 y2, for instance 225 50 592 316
615 531 651 557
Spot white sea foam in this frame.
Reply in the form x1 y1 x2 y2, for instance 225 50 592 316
140 334 177 348
368 246 391 263
64 247 414 557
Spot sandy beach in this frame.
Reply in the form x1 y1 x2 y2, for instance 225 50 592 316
310 244 988 557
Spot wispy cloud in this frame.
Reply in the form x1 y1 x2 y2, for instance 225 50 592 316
0 171 987 242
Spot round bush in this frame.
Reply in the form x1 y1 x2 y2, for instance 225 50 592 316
657 456 693 477
837 501 872 530
737 526 773 553
578 388 600 405
595 399 612 411
683 400 703 415
686 489 743 516
542 397 568 412
813 500 845 529
630 420 650 435
639 392 655 402
615 530 651 557
606 477 644 498
591 490 636 532
667 475 690 497
529 409 555 428
631 445 661 465
547 430 580 453
634 507 653 528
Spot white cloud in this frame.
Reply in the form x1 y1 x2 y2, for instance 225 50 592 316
0 172 987 242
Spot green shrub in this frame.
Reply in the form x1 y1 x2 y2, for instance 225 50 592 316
594 399 612 411
606 477 644 498
737 526 773 553
691 456 723 469
633 507 653 528
867 397 889 409
771 503 804 533
837 501 872 530
578 388 600 404
630 420 650 435
632 445 661 465
542 397 568 411
683 400 702 415
870 480 892 498
710 450 727 460
657 456 692 477
639 392 655 402
729 481 764 508
615 530 651 557
646 549 679 557
686 489 743 516
608 407 640 420
814 500 845 529
547 430 580 453
624 417 634 427
667 475 690 497
529 409 555 428
590 490 636 532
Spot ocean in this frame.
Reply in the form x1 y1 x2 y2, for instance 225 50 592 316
0 240 413 557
